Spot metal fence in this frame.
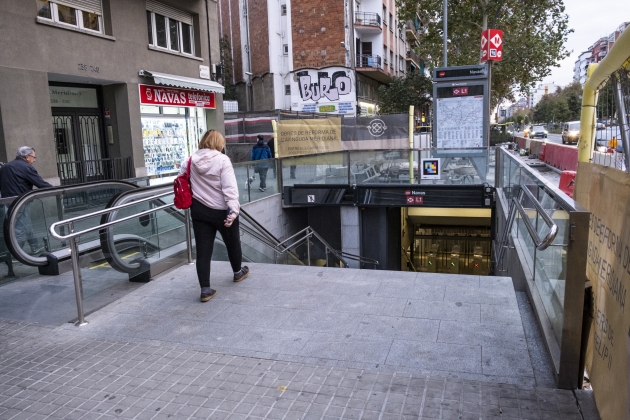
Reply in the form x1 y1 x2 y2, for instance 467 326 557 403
580 28 630 173
592 66 630 171
57 157 134 185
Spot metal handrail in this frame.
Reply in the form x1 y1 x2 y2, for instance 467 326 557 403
401 246 417 272
48 191 188 326
515 187 558 250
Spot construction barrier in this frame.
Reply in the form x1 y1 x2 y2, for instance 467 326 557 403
513 136 578 171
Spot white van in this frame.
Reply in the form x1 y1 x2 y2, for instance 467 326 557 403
561 121 580 144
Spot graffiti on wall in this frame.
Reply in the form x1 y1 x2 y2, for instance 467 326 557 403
291 67 356 115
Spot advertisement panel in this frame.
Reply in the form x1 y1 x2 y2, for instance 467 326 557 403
277 118 342 157
574 162 630 420
290 67 356 115
139 84 216 108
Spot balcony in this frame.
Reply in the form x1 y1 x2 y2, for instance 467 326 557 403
355 54 391 83
355 12 382 34
405 19 420 41
406 49 420 67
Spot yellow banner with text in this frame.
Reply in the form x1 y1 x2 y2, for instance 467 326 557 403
277 118 342 158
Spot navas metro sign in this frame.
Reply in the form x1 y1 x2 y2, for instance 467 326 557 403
480 29 503 62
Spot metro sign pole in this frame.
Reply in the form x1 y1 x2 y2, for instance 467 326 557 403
480 29 503 152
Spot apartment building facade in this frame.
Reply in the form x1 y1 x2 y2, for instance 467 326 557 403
0 0 224 185
573 21 629 86
218 0 416 116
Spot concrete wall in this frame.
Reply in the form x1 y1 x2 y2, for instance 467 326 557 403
340 207 361 268
0 0 221 182
0 67 57 183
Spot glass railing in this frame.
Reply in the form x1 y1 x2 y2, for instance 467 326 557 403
267 148 495 188
495 147 589 383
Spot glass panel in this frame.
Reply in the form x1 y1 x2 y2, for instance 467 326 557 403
36 0 51 19
182 23 192 54
232 162 279 203
56 4 77 25
141 117 188 176
162 107 185 115
154 14 167 48
78 115 104 181
52 115 79 184
140 105 160 113
281 152 349 186
169 19 179 51
146 11 153 44
81 10 100 31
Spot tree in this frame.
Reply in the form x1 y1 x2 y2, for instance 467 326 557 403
377 73 433 114
396 0 572 107
556 81 582 120
219 36 238 101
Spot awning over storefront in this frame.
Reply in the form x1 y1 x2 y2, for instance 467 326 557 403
139 70 225 94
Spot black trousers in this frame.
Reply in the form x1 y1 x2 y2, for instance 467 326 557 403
191 198 242 288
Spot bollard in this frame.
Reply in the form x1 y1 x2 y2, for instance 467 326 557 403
68 221 87 326
185 208 194 264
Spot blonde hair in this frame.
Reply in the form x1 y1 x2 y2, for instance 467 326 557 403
198 129 225 151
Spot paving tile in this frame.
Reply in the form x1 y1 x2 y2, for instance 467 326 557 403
403 299 481 322
298 332 392 365
437 320 527 349
354 314 440 340
329 294 408 316
386 339 481 374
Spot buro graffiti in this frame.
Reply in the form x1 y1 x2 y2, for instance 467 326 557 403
296 70 352 102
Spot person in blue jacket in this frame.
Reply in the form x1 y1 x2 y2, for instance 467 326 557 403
251 135 272 192
0 147 52 254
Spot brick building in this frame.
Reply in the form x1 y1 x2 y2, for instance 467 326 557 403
573 21 629 86
217 0 415 115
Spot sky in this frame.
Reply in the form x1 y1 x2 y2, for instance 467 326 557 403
546 0 630 87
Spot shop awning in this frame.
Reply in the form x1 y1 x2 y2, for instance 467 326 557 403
139 70 225 94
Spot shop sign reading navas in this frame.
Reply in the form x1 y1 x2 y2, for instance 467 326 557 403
139 84 215 108
290 67 356 115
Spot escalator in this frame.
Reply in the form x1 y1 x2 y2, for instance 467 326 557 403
97 183 355 281
1 181 140 278
2 179 375 284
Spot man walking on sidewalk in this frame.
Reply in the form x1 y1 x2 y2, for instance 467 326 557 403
251 135 272 192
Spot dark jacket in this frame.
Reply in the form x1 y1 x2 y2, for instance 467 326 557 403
251 140 272 168
0 158 52 198
267 139 275 157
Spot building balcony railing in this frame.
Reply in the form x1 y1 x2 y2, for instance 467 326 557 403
406 49 420 64
355 12 381 28
356 54 382 68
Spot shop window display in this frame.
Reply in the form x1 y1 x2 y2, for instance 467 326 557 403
141 107 206 176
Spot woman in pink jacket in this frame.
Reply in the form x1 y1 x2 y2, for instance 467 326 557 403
183 130 249 302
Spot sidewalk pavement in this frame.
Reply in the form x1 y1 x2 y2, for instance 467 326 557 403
0 262 598 419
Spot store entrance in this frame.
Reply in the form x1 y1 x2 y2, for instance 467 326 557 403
52 110 107 185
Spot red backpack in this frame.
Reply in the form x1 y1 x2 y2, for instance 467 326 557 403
173 157 193 209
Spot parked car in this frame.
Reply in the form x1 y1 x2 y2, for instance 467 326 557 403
528 125 548 139
561 121 580 144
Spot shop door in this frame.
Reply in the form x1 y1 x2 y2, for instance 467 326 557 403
52 111 106 184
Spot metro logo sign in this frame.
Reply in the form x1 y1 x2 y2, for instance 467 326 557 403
452 87 468 96
480 29 503 62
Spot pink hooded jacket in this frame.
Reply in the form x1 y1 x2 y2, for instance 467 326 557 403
180 149 240 217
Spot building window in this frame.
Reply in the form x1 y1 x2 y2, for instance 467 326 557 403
285 84 291 95
36 0 102 33
281 4 287 15
389 13 393 31
147 8 194 55
382 6 386 25
390 51 394 67
283 44 289 55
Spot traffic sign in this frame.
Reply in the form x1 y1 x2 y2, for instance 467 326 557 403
480 29 503 62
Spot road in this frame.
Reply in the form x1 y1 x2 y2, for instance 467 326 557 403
514 131 566 145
